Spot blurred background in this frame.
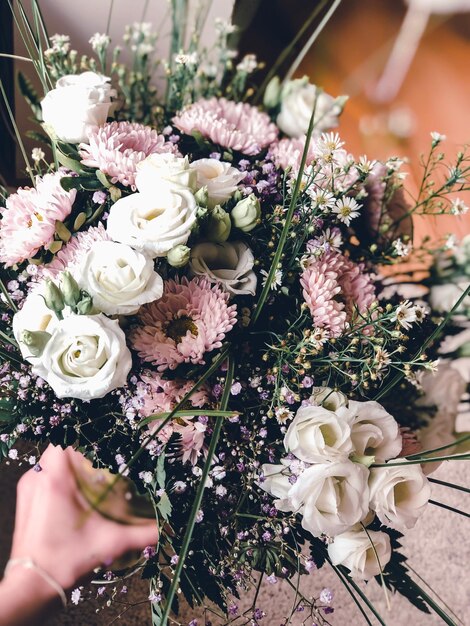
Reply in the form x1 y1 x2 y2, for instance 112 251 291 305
0 1 469 624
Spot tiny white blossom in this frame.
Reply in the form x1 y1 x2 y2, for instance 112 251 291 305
392 238 412 257
450 198 469 215
315 132 344 160
392 300 416 330
275 406 294 424
89 33 111 51
430 131 446 144
31 147 45 162
45 34 70 56
237 54 257 73
8 449 18 460
174 52 198 66
214 18 236 36
444 233 458 250
357 155 377 174
309 327 330 349
316 228 343 252
332 196 361 225
71 588 82 605
260 268 283 290
308 189 335 210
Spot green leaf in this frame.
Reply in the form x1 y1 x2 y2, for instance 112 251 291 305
156 452 166 490
156 492 172 521
96 170 112 188
25 130 51 146
55 220 71 242
56 151 84 174
17 71 42 118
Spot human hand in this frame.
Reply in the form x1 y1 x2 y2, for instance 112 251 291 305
9 444 158 591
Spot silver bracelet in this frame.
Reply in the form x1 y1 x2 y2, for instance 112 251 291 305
4 558 67 607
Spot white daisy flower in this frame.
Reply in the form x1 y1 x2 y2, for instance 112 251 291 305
332 196 361 225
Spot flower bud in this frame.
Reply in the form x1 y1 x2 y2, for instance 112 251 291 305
76 294 94 315
61 271 81 307
194 185 209 207
205 206 231 243
231 194 261 232
20 330 51 357
167 244 191 268
263 76 281 109
43 279 65 314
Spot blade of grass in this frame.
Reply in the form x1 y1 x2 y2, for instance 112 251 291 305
138 409 238 428
157 355 235 626
372 453 470 468
406 433 470 459
407 564 465 626
284 0 343 82
428 499 470 519
428 476 470 494
0 78 34 184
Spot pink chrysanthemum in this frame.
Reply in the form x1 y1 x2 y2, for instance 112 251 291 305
79 121 180 190
268 136 317 172
131 277 237 371
300 251 376 337
36 223 110 280
0 172 76 267
173 97 278 156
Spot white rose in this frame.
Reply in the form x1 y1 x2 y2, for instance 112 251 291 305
32 314 131 400
12 291 56 361
135 153 196 195
345 400 402 464
310 386 348 411
106 188 197 258
277 80 343 138
368 464 430 531
190 159 244 208
328 529 392 580
288 461 370 537
284 404 353 463
429 282 470 314
189 241 257 296
76 241 163 315
41 72 114 144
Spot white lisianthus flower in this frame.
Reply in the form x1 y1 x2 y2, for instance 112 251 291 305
328 529 392 580
106 188 197 258
76 241 164 315
189 241 257 296
135 153 196 195
259 462 293 512
310 387 348 411
289 461 370 537
429 282 470 314
12 290 56 361
41 72 114 144
32 314 132 400
277 79 344 138
284 404 354 463
190 159 244 208
368 464 431 530
346 400 402 464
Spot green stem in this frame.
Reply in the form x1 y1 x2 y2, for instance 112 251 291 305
158 356 234 626
251 102 318 325
428 476 470 494
138 409 238 428
284 0 343 82
0 78 34 184
429 499 470 519
375 283 470 401
372 453 470 468
253 0 330 104
328 561 374 626
406 433 470 459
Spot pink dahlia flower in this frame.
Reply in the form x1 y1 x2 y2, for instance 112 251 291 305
136 373 211 464
79 121 180 190
173 97 278 156
300 251 376 337
131 277 237 371
268 136 317 172
0 172 76 267
37 223 110 280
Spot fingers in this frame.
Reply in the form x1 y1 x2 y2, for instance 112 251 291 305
100 521 158 560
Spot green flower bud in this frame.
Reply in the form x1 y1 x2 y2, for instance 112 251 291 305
43 279 65 314
263 76 281 109
20 330 51 357
76 294 94 315
194 185 209 207
205 205 231 243
167 244 191 268
231 194 261 233
61 271 81 307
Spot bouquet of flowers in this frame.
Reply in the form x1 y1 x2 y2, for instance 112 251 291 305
1 2 469 624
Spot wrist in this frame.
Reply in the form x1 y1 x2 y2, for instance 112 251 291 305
3 560 65 608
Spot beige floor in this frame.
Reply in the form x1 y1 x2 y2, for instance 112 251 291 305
0 455 468 626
